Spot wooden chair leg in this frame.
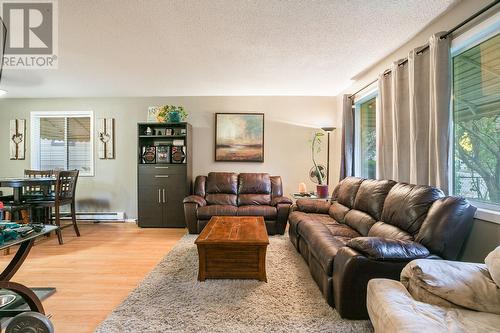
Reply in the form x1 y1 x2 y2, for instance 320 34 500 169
54 205 63 245
44 208 51 237
71 202 80 237
20 209 30 224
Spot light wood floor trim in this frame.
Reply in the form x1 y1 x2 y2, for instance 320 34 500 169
0 223 186 333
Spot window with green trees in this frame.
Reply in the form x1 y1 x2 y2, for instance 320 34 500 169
452 33 500 208
356 96 377 179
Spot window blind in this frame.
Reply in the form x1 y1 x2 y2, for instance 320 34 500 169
31 112 93 176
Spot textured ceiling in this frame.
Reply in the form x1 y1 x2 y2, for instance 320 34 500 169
1 0 456 97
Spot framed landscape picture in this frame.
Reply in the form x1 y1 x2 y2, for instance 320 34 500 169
215 113 264 162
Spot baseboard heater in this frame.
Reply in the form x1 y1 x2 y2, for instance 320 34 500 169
60 212 126 221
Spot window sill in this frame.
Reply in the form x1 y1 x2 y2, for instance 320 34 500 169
475 207 500 225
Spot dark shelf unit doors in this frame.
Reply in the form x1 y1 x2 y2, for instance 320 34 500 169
137 123 192 228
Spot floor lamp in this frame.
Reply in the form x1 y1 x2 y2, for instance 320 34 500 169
321 127 336 185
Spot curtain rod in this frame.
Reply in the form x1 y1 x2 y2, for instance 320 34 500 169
348 0 500 99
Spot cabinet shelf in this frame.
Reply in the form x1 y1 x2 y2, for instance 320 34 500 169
138 135 186 139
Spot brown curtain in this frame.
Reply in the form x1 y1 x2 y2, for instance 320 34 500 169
340 94 354 180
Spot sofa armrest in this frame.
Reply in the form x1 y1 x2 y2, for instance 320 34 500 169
332 246 410 319
295 198 331 214
275 203 292 235
183 195 206 207
271 196 293 206
347 237 430 261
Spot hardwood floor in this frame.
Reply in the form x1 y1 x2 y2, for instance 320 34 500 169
0 222 186 333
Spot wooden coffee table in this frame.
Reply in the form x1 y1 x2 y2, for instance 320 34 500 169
195 216 269 282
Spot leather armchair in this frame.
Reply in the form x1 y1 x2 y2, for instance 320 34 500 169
183 172 292 235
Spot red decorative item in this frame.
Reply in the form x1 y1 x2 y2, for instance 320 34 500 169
316 185 329 198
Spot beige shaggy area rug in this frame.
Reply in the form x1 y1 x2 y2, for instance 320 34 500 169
95 234 372 333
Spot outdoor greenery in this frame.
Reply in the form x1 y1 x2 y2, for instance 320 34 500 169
453 33 500 206
359 97 376 179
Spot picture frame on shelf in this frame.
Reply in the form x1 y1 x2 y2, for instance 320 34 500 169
147 107 159 122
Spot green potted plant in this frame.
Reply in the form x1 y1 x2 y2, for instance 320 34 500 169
311 132 329 198
156 105 188 123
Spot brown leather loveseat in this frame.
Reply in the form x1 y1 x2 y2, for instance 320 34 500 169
289 176 476 319
183 172 292 235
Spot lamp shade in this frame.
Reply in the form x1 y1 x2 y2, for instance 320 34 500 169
321 126 336 132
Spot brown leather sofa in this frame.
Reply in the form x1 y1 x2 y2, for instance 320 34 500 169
288 176 476 319
183 172 293 235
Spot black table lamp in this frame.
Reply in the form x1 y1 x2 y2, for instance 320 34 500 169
321 127 336 185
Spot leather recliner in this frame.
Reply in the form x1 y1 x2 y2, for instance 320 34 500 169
183 172 293 235
288 177 476 319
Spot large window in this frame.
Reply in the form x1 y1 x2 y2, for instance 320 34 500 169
355 93 377 179
31 111 94 176
452 32 499 209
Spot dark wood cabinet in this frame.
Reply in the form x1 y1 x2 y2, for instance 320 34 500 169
137 123 192 228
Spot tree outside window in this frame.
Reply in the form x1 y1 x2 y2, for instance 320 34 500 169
453 33 500 207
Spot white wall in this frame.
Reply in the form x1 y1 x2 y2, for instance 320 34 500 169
0 96 340 219
336 0 500 261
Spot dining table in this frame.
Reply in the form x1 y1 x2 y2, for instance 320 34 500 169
0 177 56 203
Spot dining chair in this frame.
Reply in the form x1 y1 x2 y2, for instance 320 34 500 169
24 169 55 199
28 170 80 245
0 170 55 223
23 169 55 223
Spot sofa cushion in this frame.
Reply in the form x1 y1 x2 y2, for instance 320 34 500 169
329 201 350 223
206 193 237 206
485 246 500 287
353 179 396 220
237 205 277 220
238 173 271 194
380 183 444 235
367 279 500 333
289 211 333 237
197 205 238 219
300 222 350 275
325 223 361 238
344 209 377 236
206 172 238 194
368 221 413 241
333 177 364 208
401 259 500 315
238 194 271 206
289 211 336 231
